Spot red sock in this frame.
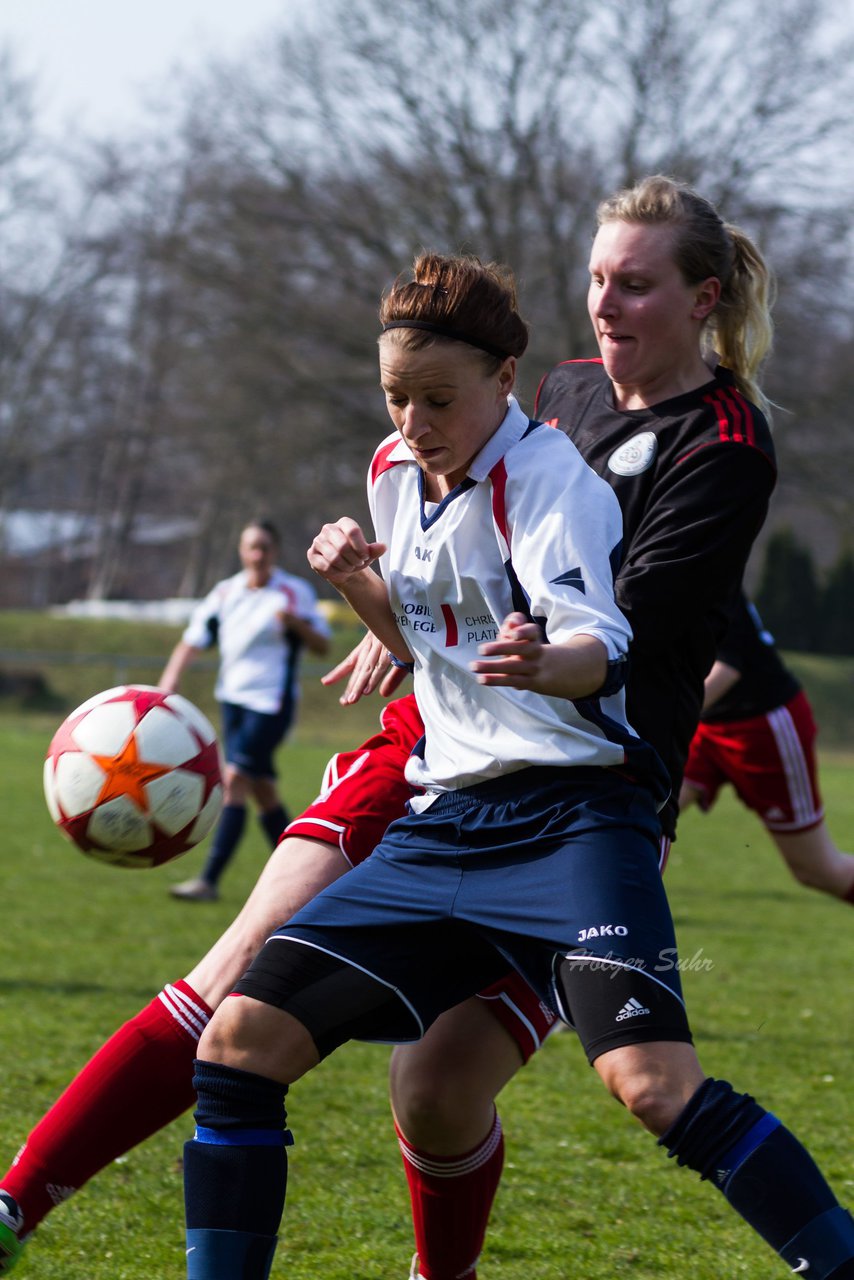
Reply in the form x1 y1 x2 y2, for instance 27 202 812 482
396 1111 504 1280
0 979 211 1231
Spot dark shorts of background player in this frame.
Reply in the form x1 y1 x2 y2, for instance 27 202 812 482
220 699 294 780
236 766 693 1065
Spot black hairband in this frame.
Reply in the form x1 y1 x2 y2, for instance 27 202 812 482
381 319 510 361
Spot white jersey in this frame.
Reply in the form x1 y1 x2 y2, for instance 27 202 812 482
368 397 645 796
182 567 330 715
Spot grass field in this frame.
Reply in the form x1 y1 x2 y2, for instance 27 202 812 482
0 614 853 1278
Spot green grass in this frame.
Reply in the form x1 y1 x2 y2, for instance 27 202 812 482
782 650 854 749
0 615 853 1277
0 607 383 749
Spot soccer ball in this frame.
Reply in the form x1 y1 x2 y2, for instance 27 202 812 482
43 685 224 868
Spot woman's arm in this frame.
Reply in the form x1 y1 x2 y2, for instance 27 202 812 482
158 640 201 693
700 658 741 711
307 518 411 665
280 610 331 657
470 613 608 700
321 631 406 705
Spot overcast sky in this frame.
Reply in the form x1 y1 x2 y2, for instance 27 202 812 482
2 0 295 133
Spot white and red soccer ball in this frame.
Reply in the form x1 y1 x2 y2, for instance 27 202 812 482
43 685 224 868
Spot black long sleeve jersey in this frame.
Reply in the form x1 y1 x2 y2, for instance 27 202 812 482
701 592 800 724
535 359 777 837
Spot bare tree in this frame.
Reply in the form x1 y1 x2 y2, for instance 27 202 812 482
3 0 853 600
0 47 61 512
157 0 854 552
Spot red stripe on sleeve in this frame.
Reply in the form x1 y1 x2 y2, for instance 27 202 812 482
704 387 760 449
704 389 732 443
729 387 757 446
719 386 745 442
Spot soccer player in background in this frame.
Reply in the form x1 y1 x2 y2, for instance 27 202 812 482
679 590 854 903
161 519 331 902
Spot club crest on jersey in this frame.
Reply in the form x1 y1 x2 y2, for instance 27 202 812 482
607 431 658 477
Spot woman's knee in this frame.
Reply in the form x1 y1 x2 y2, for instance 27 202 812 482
389 1011 519 1152
252 776 280 809
197 996 253 1062
594 1042 705 1136
390 1044 470 1130
197 997 319 1085
223 766 250 805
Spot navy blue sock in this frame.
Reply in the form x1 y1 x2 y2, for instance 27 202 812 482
201 805 247 886
259 804 289 849
660 1078 854 1277
184 1059 292 1279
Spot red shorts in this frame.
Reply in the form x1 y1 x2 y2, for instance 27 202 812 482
682 690 823 833
285 692 668 1063
477 970 560 1061
285 694 423 866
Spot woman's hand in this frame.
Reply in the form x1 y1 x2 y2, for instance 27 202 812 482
308 518 386 585
322 632 409 705
470 612 545 688
471 612 607 699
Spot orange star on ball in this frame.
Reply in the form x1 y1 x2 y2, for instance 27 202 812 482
93 734 172 813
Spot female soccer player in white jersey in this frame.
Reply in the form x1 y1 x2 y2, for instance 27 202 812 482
177 253 854 1280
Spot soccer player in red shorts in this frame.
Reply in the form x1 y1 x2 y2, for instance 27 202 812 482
679 592 854 904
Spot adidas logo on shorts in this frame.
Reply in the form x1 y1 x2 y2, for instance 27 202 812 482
615 997 650 1022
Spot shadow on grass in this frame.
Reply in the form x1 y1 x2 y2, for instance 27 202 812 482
0 978 154 999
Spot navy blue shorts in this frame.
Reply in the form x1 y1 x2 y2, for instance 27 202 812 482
220 701 294 779
241 767 689 1052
